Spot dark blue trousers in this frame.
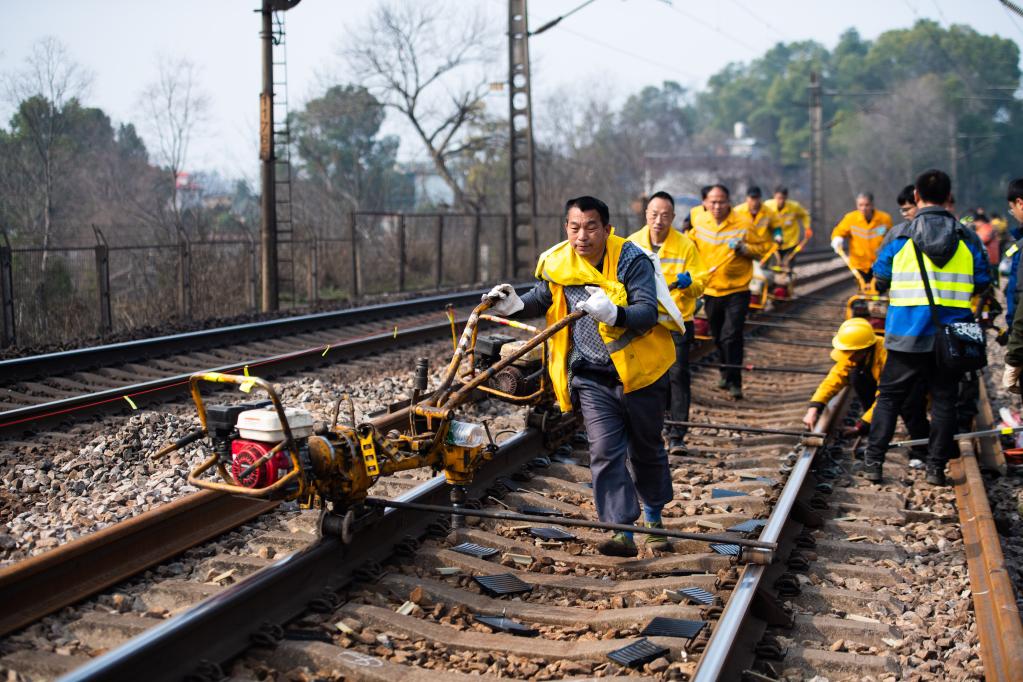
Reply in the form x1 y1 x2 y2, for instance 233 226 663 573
572 372 673 524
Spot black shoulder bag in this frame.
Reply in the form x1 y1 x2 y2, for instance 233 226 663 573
912 240 987 372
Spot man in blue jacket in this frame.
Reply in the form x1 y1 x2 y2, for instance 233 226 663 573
862 169 991 485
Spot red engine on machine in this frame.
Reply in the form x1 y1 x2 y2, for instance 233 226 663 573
230 439 291 488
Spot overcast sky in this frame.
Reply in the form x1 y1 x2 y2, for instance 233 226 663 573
5 0 1022 184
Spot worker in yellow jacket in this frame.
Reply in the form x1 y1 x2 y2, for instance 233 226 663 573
801 317 928 458
764 185 811 262
831 192 893 282
690 183 772 399
485 195 675 558
628 191 709 457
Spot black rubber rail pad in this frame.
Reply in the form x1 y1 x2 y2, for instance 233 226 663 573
530 527 576 541
516 505 562 516
451 542 499 559
727 519 768 533
641 617 707 640
607 638 669 668
678 587 716 606
710 488 746 499
709 543 742 556
496 477 522 492
473 615 539 637
473 573 533 597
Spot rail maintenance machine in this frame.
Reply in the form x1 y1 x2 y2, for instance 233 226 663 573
168 294 583 540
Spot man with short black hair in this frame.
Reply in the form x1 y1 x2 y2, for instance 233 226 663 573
764 185 811 263
831 192 892 282
628 191 709 459
690 184 772 399
485 195 676 557
863 170 991 485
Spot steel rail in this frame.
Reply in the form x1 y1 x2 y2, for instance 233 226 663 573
692 387 850 682
0 286 531 383
59 429 547 682
0 491 278 637
948 373 1023 682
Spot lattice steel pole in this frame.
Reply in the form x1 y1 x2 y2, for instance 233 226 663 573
809 71 824 237
508 0 539 279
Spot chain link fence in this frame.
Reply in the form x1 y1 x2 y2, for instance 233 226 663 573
0 212 584 348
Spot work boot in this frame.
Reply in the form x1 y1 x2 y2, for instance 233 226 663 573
728 384 744 400
860 461 882 483
668 438 687 457
643 521 673 552
925 466 947 486
596 532 638 557
717 376 729 390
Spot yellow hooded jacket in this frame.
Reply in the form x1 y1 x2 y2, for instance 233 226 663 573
810 340 887 423
831 209 893 272
689 208 772 297
763 198 810 250
626 225 708 326
537 234 675 412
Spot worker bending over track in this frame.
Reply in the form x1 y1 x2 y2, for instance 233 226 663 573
690 183 772 400
831 192 893 283
764 185 811 263
628 191 709 457
863 170 991 485
802 317 929 462
486 196 676 557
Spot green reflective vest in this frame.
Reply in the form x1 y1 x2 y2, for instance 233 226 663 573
889 240 973 308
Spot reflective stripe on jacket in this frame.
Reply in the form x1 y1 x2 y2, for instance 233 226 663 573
536 235 675 412
764 198 810 250
626 226 708 326
831 209 892 271
690 208 772 297
889 240 974 309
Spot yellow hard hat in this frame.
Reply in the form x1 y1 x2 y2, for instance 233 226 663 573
832 317 877 352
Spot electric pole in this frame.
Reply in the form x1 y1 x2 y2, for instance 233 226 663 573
809 71 824 236
259 1 278 312
507 0 539 278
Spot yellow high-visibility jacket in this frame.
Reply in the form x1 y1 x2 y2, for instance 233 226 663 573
690 208 772 297
764 198 810 250
733 203 781 240
810 340 886 423
626 225 709 326
831 209 893 272
537 234 675 412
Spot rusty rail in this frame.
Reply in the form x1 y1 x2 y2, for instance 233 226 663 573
0 491 278 637
947 372 1023 682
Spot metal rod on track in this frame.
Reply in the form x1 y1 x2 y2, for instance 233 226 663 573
361 497 777 551
889 424 1023 450
665 420 826 441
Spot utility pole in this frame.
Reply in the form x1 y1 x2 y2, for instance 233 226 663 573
258 0 300 312
809 71 824 236
948 114 957 192
259 0 278 312
507 0 539 279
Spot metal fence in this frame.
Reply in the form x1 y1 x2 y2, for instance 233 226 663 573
1 212 593 348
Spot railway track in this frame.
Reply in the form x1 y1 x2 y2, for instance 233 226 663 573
0 256 1018 681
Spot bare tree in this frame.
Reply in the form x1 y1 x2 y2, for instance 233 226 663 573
136 56 210 235
341 1 495 211
2 36 92 268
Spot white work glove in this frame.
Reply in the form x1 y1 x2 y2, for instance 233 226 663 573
483 283 523 316
831 236 845 253
1003 365 1022 394
575 285 619 325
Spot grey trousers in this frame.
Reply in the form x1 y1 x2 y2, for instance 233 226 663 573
572 372 673 525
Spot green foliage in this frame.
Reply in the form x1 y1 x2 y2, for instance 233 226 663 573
290 84 411 211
